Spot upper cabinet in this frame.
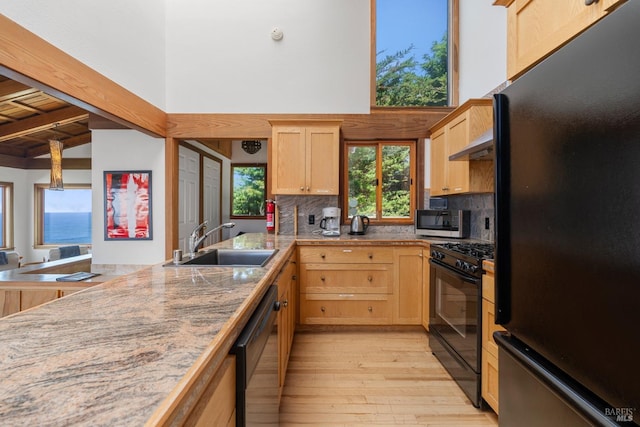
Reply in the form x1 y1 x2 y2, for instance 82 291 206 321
429 99 494 197
498 0 626 80
269 120 342 195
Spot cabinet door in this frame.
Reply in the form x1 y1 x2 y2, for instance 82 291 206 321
422 248 431 331
306 126 340 195
0 290 21 317
278 282 290 389
507 0 611 79
446 112 471 194
393 248 423 325
271 126 306 194
187 355 236 427
21 290 59 311
429 127 447 196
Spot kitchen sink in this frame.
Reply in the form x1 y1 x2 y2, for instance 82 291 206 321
164 249 278 267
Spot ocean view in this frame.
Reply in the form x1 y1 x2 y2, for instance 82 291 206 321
44 212 92 244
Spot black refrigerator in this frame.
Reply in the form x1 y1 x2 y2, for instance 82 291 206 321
493 1 640 426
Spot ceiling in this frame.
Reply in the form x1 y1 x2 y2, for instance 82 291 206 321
0 75 92 167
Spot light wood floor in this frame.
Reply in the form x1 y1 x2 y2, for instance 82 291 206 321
279 329 498 426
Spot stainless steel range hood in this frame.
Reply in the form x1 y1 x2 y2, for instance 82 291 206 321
449 128 494 161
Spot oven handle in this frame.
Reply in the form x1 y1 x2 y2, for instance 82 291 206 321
429 258 481 285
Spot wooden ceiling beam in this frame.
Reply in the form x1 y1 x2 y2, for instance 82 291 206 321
0 79 36 102
25 132 92 158
0 105 88 142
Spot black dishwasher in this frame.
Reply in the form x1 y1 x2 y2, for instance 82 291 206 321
231 285 280 427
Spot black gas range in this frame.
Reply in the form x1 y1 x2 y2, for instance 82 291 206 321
430 242 494 279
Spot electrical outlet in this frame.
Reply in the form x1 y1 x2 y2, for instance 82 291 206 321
308 214 315 225
485 217 490 230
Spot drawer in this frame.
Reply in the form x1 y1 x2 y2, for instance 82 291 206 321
482 299 506 358
482 272 495 303
299 293 391 325
482 348 500 414
300 264 392 294
298 246 393 264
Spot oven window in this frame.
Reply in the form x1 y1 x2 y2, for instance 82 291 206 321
436 277 469 337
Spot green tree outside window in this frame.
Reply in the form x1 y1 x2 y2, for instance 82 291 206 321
231 164 266 217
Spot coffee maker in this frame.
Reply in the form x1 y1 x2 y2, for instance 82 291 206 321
319 207 341 236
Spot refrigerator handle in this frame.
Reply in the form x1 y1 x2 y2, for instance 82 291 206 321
494 93 511 325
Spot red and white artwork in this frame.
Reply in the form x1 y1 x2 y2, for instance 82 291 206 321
104 171 152 240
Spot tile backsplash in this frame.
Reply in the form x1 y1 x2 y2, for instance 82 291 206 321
275 193 494 241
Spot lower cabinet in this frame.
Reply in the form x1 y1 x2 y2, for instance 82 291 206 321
298 245 423 326
277 253 297 394
421 246 431 331
481 265 505 414
185 355 236 427
1 289 65 317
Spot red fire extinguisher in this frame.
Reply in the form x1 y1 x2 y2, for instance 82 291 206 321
266 199 276 232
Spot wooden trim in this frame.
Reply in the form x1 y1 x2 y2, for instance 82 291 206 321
370 0 377 107
450 0 460 106
168 110 452 141
165 137 180 259
429 98 492 132
0 14 166 138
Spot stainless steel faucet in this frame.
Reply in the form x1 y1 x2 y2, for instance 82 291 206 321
188 222 236 257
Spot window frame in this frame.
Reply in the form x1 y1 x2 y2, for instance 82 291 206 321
371 0 459 108
0 182 14 250
34 183 92 248
342 140 417 225
229 163 268 220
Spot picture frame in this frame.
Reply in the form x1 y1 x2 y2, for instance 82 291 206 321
103 170 152 240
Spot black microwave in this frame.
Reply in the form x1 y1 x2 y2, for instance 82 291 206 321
415 209 470 238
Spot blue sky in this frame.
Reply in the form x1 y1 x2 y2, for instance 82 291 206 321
45 189 92 213
377 0 448 65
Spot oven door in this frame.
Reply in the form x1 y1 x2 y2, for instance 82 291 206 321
429 259 482 372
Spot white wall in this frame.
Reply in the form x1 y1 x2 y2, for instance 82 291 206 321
91 130 166 265
166 0 370 113
458 0 507 102
0 0 166 109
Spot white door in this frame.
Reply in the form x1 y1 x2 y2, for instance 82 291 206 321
178 146 200 253
202 156 222 247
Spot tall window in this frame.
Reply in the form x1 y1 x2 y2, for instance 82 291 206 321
35 184 92 246
373 0 456 107
344 141 416 223
0 182 13 249
230 164 267 218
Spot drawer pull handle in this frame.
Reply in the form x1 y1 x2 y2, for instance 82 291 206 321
320 275 325 281
368 253 373 259
283 299 288 308
368 276 373 282
292 275 297 280
320 306 326 312
342 249 352 253
320 253 326 259
368 306 373 312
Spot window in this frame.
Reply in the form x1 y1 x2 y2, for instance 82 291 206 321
230 164 267 218
343 141 416 223
0 182 14 249
35 184 92 247
373 0 458 107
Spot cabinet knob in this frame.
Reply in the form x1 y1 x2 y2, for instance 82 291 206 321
283 299 288 308
368 253 373 260
368 306 373 312
367 275 373 282
320 275 326 281
320 253 326 259
292 275 297 280
300 186 304 191
320 306 326 312
585 0 598 4
306 186 310 191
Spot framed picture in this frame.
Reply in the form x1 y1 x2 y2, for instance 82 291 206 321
104 170 152 240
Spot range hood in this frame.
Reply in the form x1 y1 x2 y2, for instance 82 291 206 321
449 128 494 161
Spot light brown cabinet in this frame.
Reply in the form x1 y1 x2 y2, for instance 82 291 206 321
276 254 297 393
481 265 505 414
0 290 20 317
298 245 424 326
185 355 236 427
500 0 625 80
1 289 67 317
429 99 494 196
269 120 341 195
421 247 431 331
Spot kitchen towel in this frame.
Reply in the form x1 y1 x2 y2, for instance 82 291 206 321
59 245 81 259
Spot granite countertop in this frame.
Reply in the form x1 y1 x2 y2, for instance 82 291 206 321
0 233 296 426
0 232 486 425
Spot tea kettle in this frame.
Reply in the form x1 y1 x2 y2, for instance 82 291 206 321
349 215 370 235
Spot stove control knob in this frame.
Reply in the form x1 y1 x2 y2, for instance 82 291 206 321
431 250 438 259
455 260 463 269
469 265 479 273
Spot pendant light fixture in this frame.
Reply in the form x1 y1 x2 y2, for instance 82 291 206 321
49 124 64 191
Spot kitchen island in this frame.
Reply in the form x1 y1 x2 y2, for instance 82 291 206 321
0 232 455 425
